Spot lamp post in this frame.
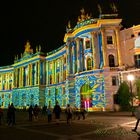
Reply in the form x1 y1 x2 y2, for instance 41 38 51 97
127 74 134 115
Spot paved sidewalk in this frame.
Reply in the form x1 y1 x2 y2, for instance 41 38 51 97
0 111 139 140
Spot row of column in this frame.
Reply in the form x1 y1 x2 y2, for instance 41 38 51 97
0 73 13 90
46 56 66 85
67 27 122 73
14 61 40 88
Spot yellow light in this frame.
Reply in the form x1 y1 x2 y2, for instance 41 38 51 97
127 75 134 81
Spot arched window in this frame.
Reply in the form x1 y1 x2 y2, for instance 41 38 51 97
108 54 115 67
87 58 92 70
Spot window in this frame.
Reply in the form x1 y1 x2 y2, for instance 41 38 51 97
2 94 4 98
87 58 92 70
109 54 115 67
131 34 135 38
63 70 66 81
50 75 52 84
55 88 58 96
8 94 11 99
112 76 117 86
134 55 140 68
57 73 60 83
107 36 113 44
48 101 51 108
85 40 90 49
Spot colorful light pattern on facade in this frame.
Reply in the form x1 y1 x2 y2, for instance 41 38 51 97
1 9 140 111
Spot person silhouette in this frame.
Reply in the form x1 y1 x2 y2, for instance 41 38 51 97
132 103 140 132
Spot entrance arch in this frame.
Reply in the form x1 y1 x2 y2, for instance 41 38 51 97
80 83 92 109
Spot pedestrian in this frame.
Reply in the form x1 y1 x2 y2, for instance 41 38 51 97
47 106 52 123
28 105 34 121
33 104 40 121
132 103 140 132
66 104 73 124
42 105 47 120
53 102 61 125
0 105 3 125
8 103 16 126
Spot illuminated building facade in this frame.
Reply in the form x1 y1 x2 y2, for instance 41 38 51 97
1 9 140 111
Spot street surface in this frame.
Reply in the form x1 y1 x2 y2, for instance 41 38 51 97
0 111 140 140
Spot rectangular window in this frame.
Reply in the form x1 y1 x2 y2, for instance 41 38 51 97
112 76 117 86
86 40 90 49
107 36 113 44
134 55 140 68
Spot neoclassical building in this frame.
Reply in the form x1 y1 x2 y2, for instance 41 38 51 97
0 9 140 111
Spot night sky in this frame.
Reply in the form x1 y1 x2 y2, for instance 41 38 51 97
0 0 140 66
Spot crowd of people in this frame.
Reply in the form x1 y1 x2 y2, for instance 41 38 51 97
0 102 87 126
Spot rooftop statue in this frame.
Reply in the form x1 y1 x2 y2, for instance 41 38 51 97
77 8 91 24
24 41 33 54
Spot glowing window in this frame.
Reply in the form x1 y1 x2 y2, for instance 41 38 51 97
87 58 92 70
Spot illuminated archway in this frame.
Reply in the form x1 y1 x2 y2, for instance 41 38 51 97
80 83 92 109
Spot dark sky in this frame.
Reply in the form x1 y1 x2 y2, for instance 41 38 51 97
0 0 139 66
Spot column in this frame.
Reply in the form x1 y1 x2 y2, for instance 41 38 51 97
67 41 71 74
101 29 107 67
52 61 55 84
66 45 69 76
21 67 24 87
30 64 32 86
19 67 21 87
115 27 122 66
36 62 38 85
54 60 57 83
91 32 96 69
46 61 49 85
38 61 40 85
75 38 80 72
60 58 63 82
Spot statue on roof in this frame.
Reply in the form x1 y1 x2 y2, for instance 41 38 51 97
77 8 91 24
24 41 33 54
80 8 86 21
66 20 72 33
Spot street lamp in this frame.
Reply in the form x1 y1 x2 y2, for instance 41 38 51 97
127 74 134 115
